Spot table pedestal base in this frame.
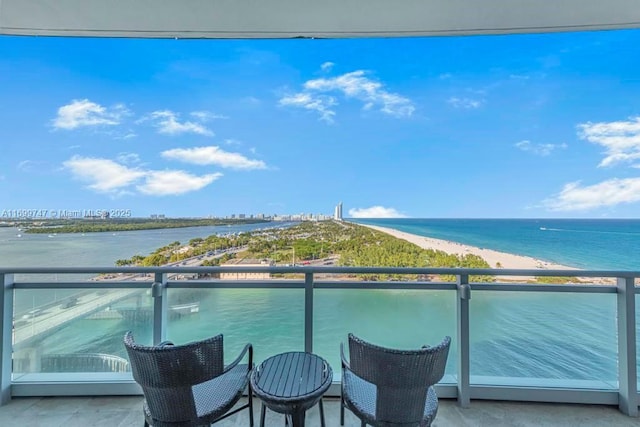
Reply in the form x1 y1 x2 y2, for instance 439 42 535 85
259 399 326 427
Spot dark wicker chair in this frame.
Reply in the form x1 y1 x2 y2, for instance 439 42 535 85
340 334 451 427
124 331 254 427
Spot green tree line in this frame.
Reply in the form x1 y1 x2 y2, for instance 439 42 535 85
115 220 495 282
25 218 268 234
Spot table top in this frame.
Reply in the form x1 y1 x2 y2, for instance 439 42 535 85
251 351 332 401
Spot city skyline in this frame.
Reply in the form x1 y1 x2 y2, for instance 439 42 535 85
2 30 640 218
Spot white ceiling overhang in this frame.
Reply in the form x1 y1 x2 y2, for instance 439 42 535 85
1 0 640 39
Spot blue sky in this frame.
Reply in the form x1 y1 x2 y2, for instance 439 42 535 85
1 30 640 218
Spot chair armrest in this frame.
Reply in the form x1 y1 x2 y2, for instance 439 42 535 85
223 343 253 374
158 341 174 347
340 342 351 371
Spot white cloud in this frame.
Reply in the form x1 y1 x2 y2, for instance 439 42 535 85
515 140 568 156
17 160 39 172
304 70 415 117
320 62 335 72
145 110 214 136
116 152 141 164
17 160 52 174
138 171 222 196
52 99 129 130
279 93 337 123
161 146 267 170
116 131 137 140
63 156 146 193
241 96 261 106
348 206 408 218
578 117 640 167
447 97 483 109
190 111 228 121
280 69 414 122
63 155 220 196
543 178 640 211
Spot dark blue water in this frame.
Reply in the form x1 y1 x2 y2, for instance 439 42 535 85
351 218 640 271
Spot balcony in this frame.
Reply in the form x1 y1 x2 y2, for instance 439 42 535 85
0 396 638 426
0 266 638 420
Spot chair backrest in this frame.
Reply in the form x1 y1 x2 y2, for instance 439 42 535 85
348 334 451 425
123 332 225 424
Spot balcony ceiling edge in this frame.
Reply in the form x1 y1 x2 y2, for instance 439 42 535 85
1 0 640 39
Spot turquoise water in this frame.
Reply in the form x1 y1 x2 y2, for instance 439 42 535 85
3 219 639 385
352 218 640 270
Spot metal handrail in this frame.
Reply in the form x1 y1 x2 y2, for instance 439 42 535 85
1 266 639 277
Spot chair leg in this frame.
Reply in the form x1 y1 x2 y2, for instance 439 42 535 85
248 389 254 427
340 395 344 426
260 404 266 427
319 398 326 427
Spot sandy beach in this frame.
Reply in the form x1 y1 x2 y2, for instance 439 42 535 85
360 223 576 272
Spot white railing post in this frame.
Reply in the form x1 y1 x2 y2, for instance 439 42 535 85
304 272 314 353
0 273 14 405
456 274 471 407
152 272 168 345
617 276 638 416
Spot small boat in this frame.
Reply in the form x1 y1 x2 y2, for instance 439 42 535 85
170 302 200 316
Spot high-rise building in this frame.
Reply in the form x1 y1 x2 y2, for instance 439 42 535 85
334 202 343 221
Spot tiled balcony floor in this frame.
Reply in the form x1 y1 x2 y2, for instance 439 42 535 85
0 396 637 426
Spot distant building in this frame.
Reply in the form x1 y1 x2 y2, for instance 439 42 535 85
220 258 274 280
334 202 343 221
239 214 246 219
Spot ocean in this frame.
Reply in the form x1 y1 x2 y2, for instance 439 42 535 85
352 218 640 270
2 219 638 385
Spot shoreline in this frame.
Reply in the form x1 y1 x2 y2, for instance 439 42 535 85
359 223 577 272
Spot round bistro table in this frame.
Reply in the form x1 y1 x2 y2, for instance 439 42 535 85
250 351 333 427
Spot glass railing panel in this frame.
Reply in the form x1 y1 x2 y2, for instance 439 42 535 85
13 288 152 380
166 287 304 365
636 293 639 391
314 289 457 380
470 291 617 389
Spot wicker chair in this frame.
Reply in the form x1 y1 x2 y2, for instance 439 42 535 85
124 331 254 427
340 334 451 427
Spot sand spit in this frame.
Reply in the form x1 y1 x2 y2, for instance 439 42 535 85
359 224 581 280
